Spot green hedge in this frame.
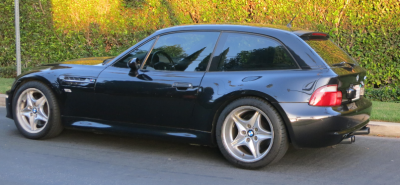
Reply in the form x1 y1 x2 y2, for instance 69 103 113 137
1 0 399 87
365 87 400 102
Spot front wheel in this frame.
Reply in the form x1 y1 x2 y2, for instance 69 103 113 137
12 81 63 139
216 97 289 169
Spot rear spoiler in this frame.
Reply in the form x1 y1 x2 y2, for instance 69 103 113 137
293 31 330 40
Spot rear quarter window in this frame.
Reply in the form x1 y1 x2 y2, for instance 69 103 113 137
209 33 298 71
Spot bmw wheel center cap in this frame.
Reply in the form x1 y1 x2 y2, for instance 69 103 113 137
32 108 37 114
248 130 255 137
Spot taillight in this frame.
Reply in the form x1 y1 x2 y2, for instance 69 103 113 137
309 85 342 106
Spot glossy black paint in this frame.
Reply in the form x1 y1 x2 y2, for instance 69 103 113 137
281 97 371 147
5 24 372 148
95 66 205 128
63 117 213 145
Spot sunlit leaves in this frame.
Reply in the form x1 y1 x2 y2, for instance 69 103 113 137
0 0 399 90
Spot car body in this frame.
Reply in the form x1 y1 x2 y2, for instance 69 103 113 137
5 23 372 168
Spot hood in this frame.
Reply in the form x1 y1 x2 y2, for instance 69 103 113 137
15 57 115 80
60 57 115 66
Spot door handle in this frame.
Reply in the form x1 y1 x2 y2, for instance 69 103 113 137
172 82 193 90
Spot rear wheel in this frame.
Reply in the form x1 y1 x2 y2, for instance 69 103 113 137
12 81 63 139
216 97 288 169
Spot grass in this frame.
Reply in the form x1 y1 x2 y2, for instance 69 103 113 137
371 101 400 123
0 78 14 94
0 78 399 122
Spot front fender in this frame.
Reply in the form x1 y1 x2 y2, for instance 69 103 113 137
6 74 63 119
6 62 107 119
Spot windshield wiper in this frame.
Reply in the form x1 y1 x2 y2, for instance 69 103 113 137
332 61 355 68
102 58 114 65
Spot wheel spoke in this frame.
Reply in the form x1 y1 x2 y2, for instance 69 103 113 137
29 114 37 131
256 129 272 142
37 101 48 121
246 139 259 159
20 108 31 117
248 111 261 128
35 96 46 107
26 91 35 107
231 113 248 132
36 112 48 122
231 135 246 147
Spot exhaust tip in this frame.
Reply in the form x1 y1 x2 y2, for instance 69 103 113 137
340 135 355 144
352 127 370 135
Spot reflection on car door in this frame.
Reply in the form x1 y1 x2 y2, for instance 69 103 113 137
95 32 220 128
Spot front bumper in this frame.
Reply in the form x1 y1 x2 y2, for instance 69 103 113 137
280 97 372 148
5 90 13 119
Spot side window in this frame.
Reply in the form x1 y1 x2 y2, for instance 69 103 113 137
209 33 298 71
113 39 155 68
143 32 220 72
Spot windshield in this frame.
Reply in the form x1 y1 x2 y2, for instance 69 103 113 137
305 39 359 67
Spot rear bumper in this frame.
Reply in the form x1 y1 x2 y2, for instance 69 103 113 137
5 90 13 119
280 97 372 148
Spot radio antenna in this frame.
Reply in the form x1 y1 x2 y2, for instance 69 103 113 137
286 14 297 30
286 2 304 30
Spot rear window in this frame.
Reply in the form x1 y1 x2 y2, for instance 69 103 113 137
305 40 359 67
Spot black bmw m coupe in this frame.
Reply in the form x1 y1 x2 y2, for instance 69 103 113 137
5 23 372 169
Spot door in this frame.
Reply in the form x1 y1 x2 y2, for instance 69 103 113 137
95 31 220 128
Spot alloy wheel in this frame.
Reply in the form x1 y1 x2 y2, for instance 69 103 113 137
16 88 50 133
221 106 274 162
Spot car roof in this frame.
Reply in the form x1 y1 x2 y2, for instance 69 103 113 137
154 23 315 37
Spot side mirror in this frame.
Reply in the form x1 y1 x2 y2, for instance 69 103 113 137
128 58 140 77
127 58 140 71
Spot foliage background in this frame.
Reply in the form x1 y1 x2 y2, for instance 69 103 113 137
1 0 399 88
365 86 400 102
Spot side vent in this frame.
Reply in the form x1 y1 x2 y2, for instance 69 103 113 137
59 76 96 86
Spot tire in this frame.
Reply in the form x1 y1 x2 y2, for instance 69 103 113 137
216 97 289 169
12 81 63 139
